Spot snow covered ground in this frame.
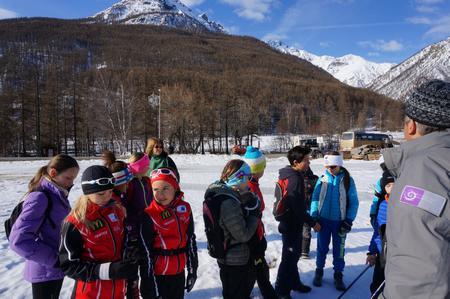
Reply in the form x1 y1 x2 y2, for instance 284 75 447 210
0 154 382 299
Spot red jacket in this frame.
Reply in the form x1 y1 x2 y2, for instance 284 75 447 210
140 192 198 297
59 200 126 299
248 177 265 240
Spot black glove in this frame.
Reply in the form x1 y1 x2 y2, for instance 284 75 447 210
240 192 261 218
340 219 352 234
109 260 138 280
185 271 197 292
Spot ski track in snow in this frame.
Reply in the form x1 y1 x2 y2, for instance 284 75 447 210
0 155 382 299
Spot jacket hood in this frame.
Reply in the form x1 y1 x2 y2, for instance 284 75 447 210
279 166 301 180
383 130 450 178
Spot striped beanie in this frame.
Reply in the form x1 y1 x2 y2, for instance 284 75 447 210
243 146 266 175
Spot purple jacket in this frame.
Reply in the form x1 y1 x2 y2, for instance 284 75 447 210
125 177 153 239
9 178 71 283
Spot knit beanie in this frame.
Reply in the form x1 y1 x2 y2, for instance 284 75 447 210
380 169 395 192
81 165 115 195
225 162 251 188
406 79 450 128
243 146 266 175
150 167 180 191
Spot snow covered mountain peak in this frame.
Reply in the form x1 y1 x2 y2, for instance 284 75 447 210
92 0 224 33
369 36 450 100
267 40 395 88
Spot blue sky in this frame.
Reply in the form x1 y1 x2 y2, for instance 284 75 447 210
0 0 449 63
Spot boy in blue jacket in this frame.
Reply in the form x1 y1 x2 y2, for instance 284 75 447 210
366 169 394 296
310 152 359 291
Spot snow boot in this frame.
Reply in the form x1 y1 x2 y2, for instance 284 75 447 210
334 271 346 291
312 268 323 287
293 281 312 293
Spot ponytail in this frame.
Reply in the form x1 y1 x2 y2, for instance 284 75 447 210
28 154 79 193
101 150 116 169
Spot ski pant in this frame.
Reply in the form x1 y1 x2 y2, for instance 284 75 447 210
218 261 256 299
316 218 346 272
370 255 385 296
275 230 304 296
302 223 312 254
254 256 277 299
32 279 63 299
154 272 185 299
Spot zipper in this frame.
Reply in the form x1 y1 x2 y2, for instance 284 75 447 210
139 179 149 207
112 279 116 299
99 211 117 258
172 206 183 273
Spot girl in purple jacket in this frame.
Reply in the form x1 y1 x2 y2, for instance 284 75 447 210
9 154 79 299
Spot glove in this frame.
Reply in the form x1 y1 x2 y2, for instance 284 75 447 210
340 219 352 234
240 192 261 218
185 272 197 292
108 260 138 280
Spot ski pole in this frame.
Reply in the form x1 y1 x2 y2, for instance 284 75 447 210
336 265 371 299
370 280 385 299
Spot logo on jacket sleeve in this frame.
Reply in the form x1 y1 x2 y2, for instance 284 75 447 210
177 205 187 213
160 210 171 220
400 185 447 217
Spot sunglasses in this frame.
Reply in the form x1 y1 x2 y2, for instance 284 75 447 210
150 168 178 181
81 177 116 186
327 166 338 170
154 145 163 149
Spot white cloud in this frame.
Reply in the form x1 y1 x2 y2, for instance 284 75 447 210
415 0 443 4
368 52 380 57
358 39 404 52
220 0 276 21
262 32 287 41
319 41 331 48
416 5 437 13
181 0 206 6
425 15 450 38
0 8 17 19
224 25 240 34
407 16 433 24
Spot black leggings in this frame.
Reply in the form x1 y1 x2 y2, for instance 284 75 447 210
32 279 63 299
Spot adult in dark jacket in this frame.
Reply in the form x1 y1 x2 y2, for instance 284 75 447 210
204 159 260 299
145 137 180 181
9 154 79 299
381 80 450 299
275 146 321 299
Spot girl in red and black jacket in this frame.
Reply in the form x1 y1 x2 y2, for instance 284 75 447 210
140 168 198 299
59 166 138 299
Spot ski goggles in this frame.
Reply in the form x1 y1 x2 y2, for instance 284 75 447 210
225 163 251 187
150 168 178 182
81 177 116 186
112 168 133 186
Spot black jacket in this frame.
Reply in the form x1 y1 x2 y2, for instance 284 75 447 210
278 166 316 233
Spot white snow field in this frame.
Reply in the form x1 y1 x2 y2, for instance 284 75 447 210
0 154 383 299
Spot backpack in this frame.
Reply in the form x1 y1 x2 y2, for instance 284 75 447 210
4 190 55 241
273 178 289 221
203 195 230 259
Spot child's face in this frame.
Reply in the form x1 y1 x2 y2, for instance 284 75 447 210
89 189 113 206
49 167 79 190
385 182 394 195
326 165 340 176
293 155 310 172
152 180 176 206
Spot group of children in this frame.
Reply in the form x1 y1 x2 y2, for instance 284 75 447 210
9 139 394 299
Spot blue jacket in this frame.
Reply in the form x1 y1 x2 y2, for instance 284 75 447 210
369 199 388 254
310 169 359 222
370 178 381 216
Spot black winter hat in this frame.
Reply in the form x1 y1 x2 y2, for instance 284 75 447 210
380 170 395 192
81 165 115 195
406 79 450 128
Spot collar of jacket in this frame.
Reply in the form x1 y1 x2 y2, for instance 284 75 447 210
42 176 69 197
383 130 450 178
86 199 116 218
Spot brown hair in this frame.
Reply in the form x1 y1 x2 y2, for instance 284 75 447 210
145 137 163 157
28 154 79 193
220 159 245 182
101 150 116 168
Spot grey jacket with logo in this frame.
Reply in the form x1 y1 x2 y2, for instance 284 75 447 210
382 130 450 299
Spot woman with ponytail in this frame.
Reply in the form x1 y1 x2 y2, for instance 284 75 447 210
59 165 138 299
9 154 79 299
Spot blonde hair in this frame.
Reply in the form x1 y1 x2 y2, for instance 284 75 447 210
145 137 163 157
28 154 79 193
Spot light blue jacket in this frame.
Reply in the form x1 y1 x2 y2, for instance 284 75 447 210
310 169 359 222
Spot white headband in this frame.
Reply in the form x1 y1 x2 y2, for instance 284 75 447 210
324 155 343 167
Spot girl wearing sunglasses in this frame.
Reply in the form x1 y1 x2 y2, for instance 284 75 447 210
139 168 198 299
309 151 359 291
59 165 138 299
145 137 179 181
